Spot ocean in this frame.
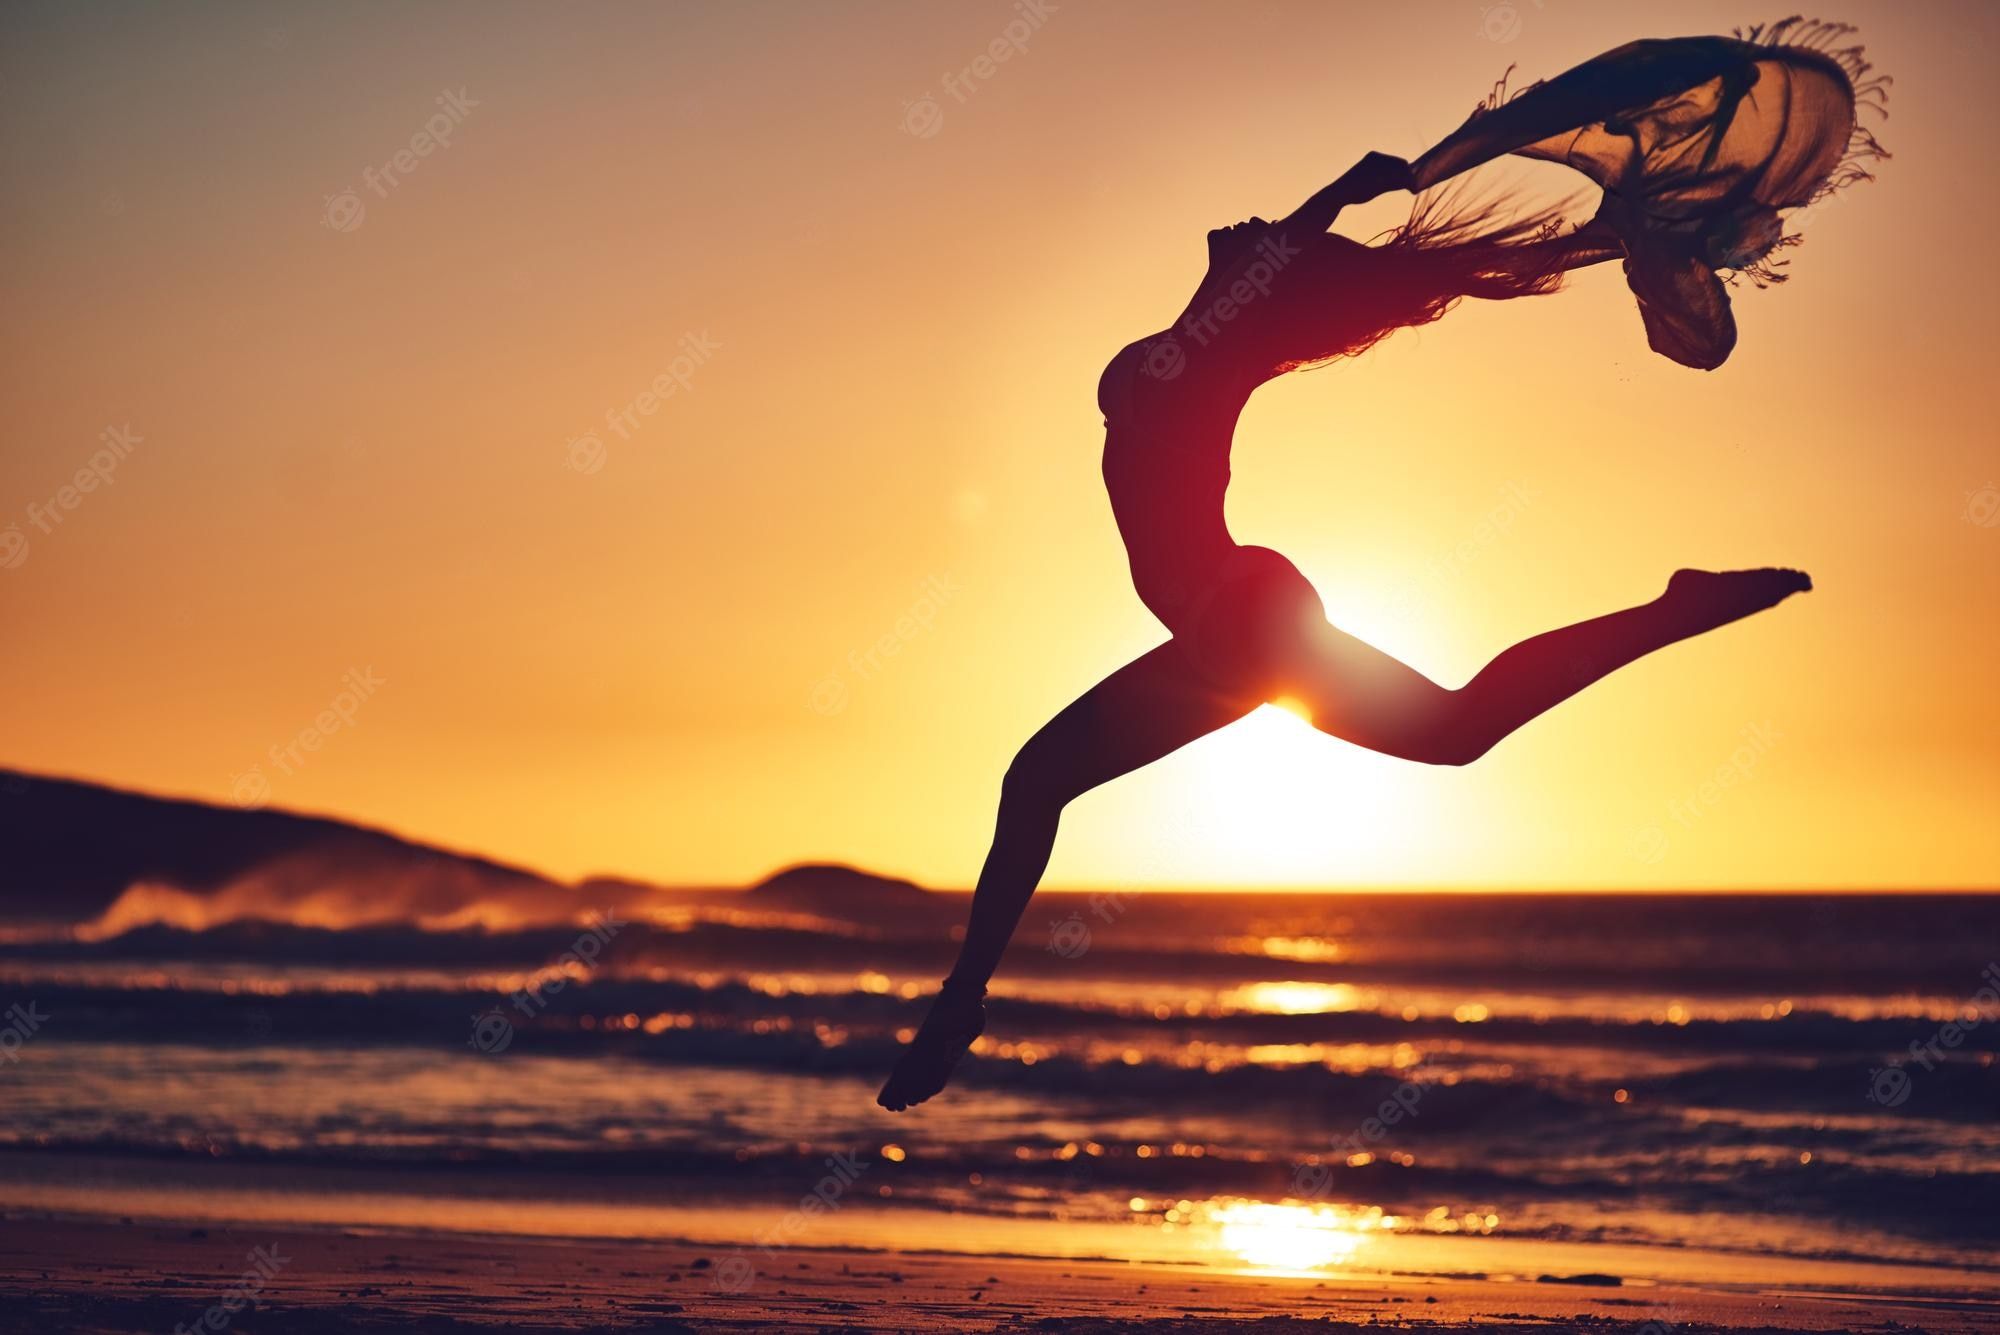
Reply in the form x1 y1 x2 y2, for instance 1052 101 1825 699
1 889 1995 1300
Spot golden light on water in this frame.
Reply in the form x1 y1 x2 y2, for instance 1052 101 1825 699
1130 1195 1505 1274
1223 981 1365 1015
1255 936 1343 964
1132 1197 1399 1273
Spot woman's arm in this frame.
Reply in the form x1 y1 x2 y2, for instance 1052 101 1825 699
1279 151 1415 235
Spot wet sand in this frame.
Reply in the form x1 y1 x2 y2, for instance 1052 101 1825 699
3 1214 1995 1334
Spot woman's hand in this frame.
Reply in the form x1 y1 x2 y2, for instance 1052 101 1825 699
1343 152 1415 204
1280 151 1414 236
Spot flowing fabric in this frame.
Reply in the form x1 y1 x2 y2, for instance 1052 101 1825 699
1410 18 1888 369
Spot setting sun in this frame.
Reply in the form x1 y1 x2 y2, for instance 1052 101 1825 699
1078 702 1487 886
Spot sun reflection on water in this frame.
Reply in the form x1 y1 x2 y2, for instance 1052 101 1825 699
1221 981 1364 1014
1210 1200 1369 1271
1127 1197 1391 1274
1126 1195 1506 1275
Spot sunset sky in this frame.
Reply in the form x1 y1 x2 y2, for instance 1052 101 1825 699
4 0 1995 891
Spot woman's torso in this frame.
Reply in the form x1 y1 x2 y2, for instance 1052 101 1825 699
1097 331 1256 630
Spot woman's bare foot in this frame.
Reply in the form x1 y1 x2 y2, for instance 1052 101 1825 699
877 988 986 1112
1661 567 1811 635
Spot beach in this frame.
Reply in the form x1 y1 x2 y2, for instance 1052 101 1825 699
5 1213 1995 1334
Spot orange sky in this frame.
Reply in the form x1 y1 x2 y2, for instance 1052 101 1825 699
3 1 1995 891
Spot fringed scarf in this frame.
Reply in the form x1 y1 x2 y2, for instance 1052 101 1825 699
1408 17 1889 369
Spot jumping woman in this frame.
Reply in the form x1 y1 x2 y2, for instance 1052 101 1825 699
879 22 1884 1112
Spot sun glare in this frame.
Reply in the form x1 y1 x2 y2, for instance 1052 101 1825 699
1098 702 1469 886
1211 1201 1368 1273
1269 695 1314 723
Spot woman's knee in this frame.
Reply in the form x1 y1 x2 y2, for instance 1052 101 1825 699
1413 731 1493 767
1001 737 1072 810
1346 690 1495 766
1404 692 1498 766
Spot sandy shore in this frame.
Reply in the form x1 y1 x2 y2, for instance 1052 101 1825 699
2 1213 1995 1334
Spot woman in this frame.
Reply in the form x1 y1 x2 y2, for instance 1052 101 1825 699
879 23 1880 1112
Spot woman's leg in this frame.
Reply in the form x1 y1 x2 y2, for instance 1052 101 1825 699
877 640 1259 1111
1286 567 1811 765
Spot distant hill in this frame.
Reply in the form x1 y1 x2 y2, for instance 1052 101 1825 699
0 768 931 933
746 862 935 908
0 768 574 930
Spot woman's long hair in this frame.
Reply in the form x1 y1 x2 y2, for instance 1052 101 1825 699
1267 182 1585 373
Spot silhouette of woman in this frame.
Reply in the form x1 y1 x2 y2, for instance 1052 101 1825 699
879 23 1882 1112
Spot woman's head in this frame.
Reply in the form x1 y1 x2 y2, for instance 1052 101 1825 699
1205 217 1273 268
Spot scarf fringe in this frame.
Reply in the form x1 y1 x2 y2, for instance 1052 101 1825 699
1451 22 1889 291
1735 16 1891 209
